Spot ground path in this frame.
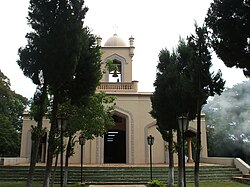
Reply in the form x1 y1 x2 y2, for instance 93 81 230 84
89 185 146 187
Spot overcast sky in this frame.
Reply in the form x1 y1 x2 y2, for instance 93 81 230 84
0 0 247 99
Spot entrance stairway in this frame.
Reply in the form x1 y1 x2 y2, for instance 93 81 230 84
0 165 242 185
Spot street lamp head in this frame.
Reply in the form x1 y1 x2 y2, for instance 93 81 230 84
57 115 67 130
147 135 155 145
79 135 86 146
177 115 189 133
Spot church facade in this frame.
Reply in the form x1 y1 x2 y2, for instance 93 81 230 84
20 34 208 165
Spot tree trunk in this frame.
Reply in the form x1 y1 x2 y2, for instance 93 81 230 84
63 136 72 187
194 109 201 187
51 152 59 187
43 127 56 187
194 65 202 187
43 92 59 187
26 126 41 187
63 168 68 187
177 129 183 187
168 129 174 187
26 85 47 187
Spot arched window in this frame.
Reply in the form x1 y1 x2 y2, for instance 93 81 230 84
109 59 122 82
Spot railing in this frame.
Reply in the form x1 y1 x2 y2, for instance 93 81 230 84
97 81 138 92
234 158 250 174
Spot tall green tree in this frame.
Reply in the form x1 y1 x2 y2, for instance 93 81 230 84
205 0 250 76
0 70 28 156
18 0 101 186
150 49 178 187
187 25 225 187
151 40 197 187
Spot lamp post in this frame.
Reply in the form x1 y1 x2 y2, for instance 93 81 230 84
57 116 66 187
147 135 154 181
79 135 86 184
178 116 189 187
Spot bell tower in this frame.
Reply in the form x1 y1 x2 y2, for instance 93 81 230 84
97 34 138 93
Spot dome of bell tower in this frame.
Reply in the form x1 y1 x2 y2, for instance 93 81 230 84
104 34 127 47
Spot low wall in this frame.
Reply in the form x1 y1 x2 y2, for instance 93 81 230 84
0 157 29 166
234 158 250 175
201 157 250 175
201 157 234 166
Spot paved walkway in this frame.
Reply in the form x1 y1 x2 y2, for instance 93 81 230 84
89 185 146 187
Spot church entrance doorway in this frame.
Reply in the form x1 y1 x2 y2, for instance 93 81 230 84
104 115 126 163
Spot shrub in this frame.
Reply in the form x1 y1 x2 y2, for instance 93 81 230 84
147 179 166 187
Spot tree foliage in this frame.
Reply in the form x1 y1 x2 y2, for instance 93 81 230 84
203 80 250 162
206 0 250 76
151 39 198 187
151 24 225 187
0 70 28 156
151 40 197 132
18 0 89 88
187 24 225 187
187 25 225 104
59 92 115 140
18 0 102 186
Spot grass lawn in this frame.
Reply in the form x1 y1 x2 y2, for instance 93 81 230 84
0 181 249 187
186 182 249 187
0 182 80 187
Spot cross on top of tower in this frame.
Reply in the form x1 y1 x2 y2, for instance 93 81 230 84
113 24 118 34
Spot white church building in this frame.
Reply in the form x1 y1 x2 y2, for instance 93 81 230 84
20 34 208 165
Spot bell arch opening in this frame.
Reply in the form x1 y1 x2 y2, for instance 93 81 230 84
108 59 122 82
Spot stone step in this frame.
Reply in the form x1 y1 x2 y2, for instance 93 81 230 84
243 174 250 178
233 176 250 185
0 165 242 184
